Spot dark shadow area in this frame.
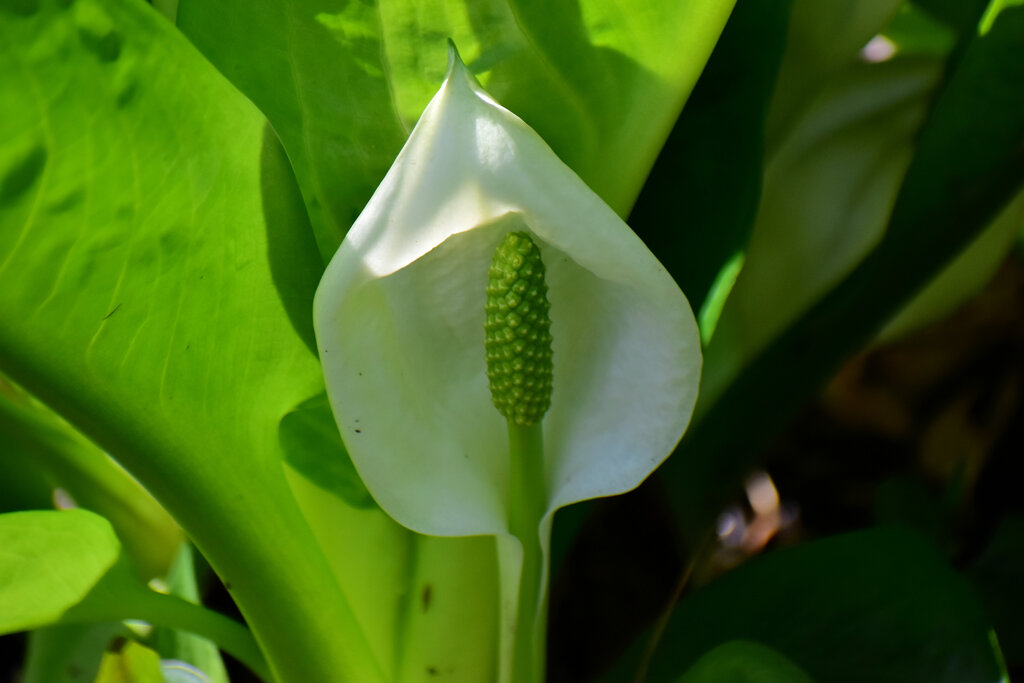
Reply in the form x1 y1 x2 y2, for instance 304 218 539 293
629 0 793 313
260 123 323 357
278 391 374 509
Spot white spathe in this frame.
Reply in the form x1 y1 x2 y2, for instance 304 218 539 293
313 46 702 541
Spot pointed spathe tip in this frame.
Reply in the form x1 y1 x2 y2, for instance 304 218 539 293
445 39 463 76
441 39 487 101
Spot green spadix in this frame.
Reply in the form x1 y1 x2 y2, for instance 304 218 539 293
486 231 554 427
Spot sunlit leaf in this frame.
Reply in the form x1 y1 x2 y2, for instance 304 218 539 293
94 640 163 683
0 509 122 633
176 0 736 255
0 2 379 679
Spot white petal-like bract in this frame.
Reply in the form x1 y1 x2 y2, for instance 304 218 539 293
313 47 701 540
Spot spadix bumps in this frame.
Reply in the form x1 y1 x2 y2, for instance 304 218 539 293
485 231 554 427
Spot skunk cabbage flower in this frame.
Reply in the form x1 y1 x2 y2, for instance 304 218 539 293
314 45 701 681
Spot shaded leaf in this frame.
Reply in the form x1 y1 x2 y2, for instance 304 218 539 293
21 622 130 683
279 393 373 509
912 0 989 32
968 516 1024 667
611 528 1003 683
678 641 814 683
629 0 794 321
703 56 941 404
660 2 1024 542
767 0 904 145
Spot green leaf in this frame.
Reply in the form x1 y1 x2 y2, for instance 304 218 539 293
678 641 814 683
22 622 130 683
768 0 904 145
0 2 381 680
911 0 989 32
883 3 958 57
629 0 794 320
279 393 373 509
968 516 1024 667
880 189 1024 340
661 2 1024 542
93 640 164 683
176 0 737 256
0 427 53 514
0 380 182 579
620 528 1004 683
703 56 941 404
152 543 229 683
0 508 269 679
0 509 122 633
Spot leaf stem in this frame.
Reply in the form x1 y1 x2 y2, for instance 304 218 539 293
507 420 547 683
128 586 272 681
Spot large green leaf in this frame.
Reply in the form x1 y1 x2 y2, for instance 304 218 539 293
176 0 737 257
0 2 383 680
607 528 1004 683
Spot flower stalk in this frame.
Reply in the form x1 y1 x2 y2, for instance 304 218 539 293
314 41 702 683
487 229 554 681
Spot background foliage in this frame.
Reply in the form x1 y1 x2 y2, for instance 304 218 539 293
0 0 1022 681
